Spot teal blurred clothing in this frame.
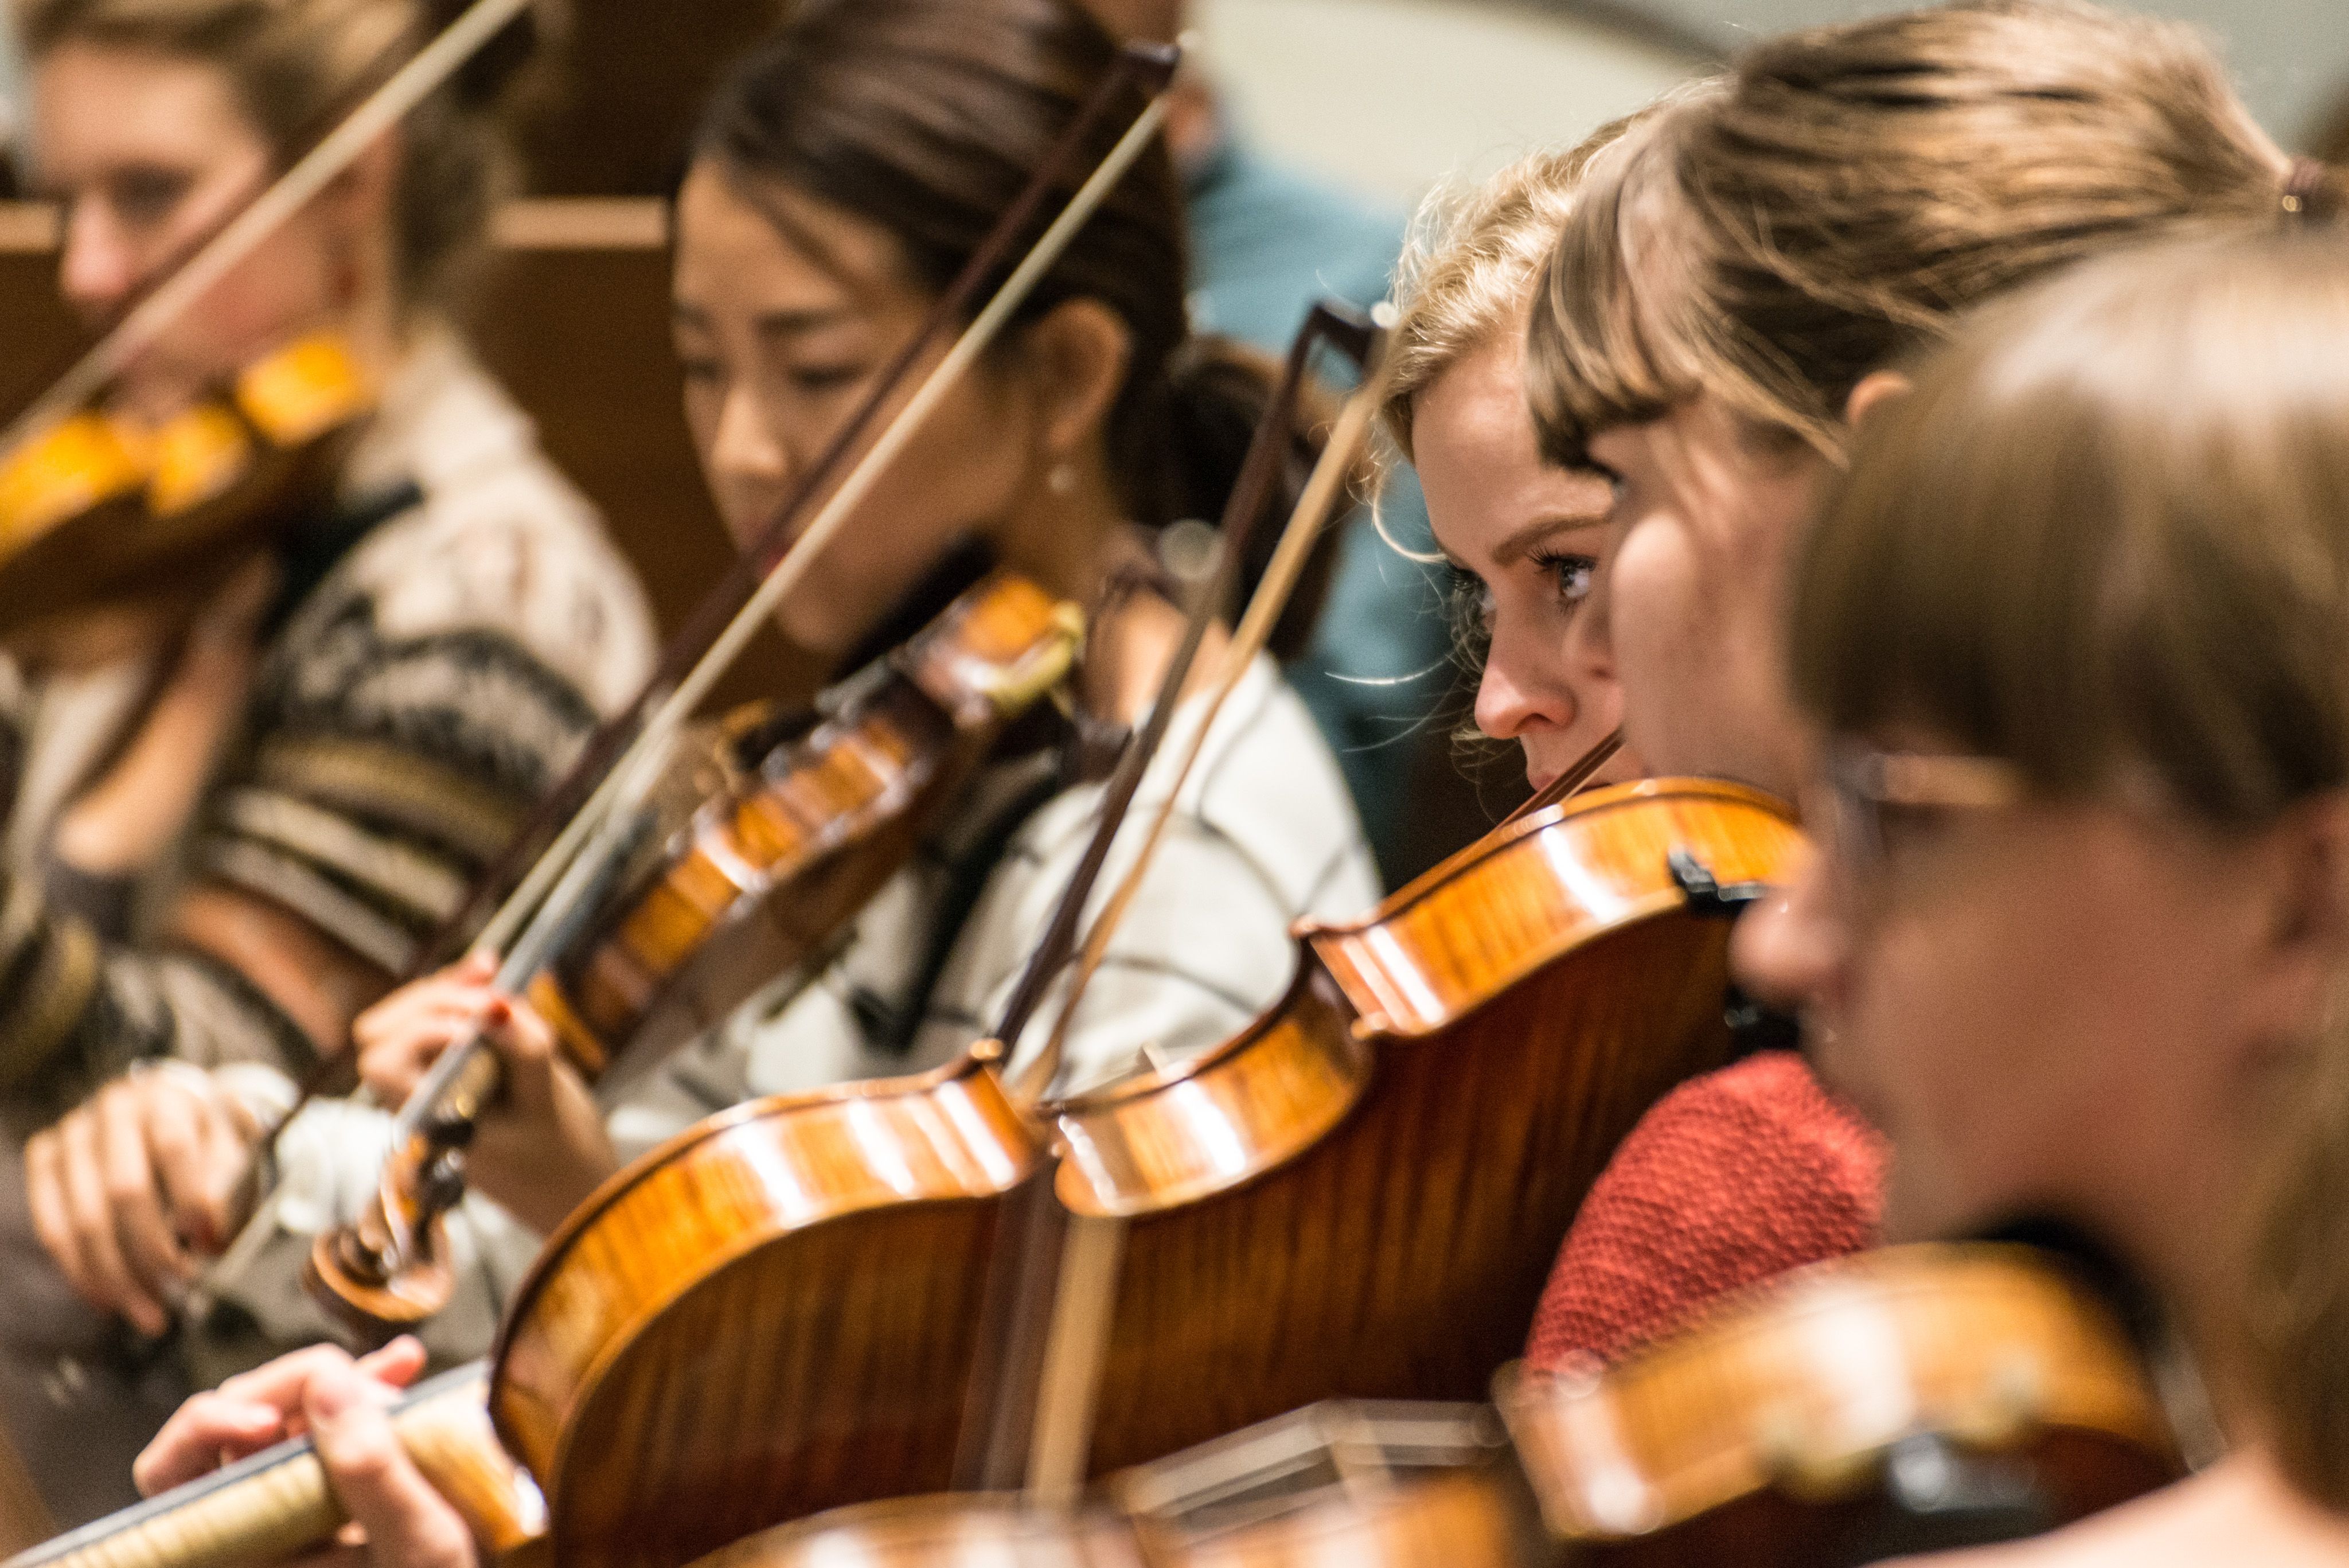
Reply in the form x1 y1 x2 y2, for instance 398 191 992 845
1186 129 1455 887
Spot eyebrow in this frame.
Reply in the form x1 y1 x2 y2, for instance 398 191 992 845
1490 510 1612 568
670 301 860 338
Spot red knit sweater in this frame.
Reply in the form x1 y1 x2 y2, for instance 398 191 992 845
1524 1050 1888 1370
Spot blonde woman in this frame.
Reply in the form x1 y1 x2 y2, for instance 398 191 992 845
2 0 654 1519
1380 124 1890 1377
1746 231 2349 1565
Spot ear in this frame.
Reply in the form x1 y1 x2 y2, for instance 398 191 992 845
2245 791 2349 1058
1841 369 1912 432
1016 297 1132 467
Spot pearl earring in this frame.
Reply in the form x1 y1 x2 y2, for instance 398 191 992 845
1048 462 1078 496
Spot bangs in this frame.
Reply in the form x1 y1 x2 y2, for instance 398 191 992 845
1523 108 1707 471
1792 350 2132 797
1792 235 2349 825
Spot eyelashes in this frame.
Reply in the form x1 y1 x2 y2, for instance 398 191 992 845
1529 548 1599 608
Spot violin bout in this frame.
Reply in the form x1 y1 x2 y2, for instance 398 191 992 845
1497 1244 2183 1565
0 331 372 648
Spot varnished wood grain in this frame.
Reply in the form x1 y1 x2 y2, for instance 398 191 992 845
488 1051 1053 1568
537 571 1080 1079
689 1400 1554 1568
1497 1244 2182 1562
1049 780 1804 1475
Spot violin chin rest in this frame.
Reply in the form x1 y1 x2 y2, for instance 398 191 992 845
303 1220 458 1348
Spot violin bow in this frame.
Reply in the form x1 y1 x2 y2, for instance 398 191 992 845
1007 310 1396 1107
986 301 1383 1060
299 42 1190 1319
1508 728 1625 822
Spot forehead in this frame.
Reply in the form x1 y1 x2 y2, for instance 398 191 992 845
29 42 258 177
670 161 920 324
1415 334 1614 550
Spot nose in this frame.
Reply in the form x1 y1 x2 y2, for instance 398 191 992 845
1729 837 1843 1015
1474 615 1577 744
60 203 137 319
705 383 793 552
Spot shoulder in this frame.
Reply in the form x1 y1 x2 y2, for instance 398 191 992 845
306 330 657 715
1021 653 1379 921
1524 1051 1888 1368
1188 134 1406 336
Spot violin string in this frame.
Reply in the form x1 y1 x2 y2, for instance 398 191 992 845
1012 321 1398 1105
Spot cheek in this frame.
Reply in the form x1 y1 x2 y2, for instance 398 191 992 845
165 232 336 374
1848 879 2164 1238
778 380 1033 653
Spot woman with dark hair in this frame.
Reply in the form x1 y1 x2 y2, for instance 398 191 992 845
61 0 1376 1456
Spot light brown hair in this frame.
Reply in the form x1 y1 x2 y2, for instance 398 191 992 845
1796 228 2349 1508
1525 0 2344 469
1793 231 2349 819
15 0 553 309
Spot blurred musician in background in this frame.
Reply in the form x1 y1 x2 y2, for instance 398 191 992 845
0 0 654 1521
1079 0 1469 888
1744 228 2349 1566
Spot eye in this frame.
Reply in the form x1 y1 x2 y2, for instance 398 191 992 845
783 362 868 396
1444 562 1495 631
1529 548 1599 611
676 355 725 388
107 166 193 229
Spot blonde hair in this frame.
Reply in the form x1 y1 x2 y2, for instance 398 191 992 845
1378 118 1643 465
1525 0 2340 470
16 0 553 309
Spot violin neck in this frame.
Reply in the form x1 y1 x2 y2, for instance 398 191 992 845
3 1367 494 1568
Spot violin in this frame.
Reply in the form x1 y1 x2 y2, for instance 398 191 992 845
1 1363 543 1568
455 775 1794 1567
20 1242 2180 1568
1024 776 1799 1480
668 1243 2183 1568
0 331 373 646
1499 1242 2182 1564
524 570 1085 1081
305 568 1084 1335
692 1401 1550 1568
466 301 1392 1568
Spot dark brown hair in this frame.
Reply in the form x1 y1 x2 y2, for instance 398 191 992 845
1525 0 2342 469
693 0 1338 656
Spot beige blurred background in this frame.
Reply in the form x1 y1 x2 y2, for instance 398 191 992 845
1199 0 2349 214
